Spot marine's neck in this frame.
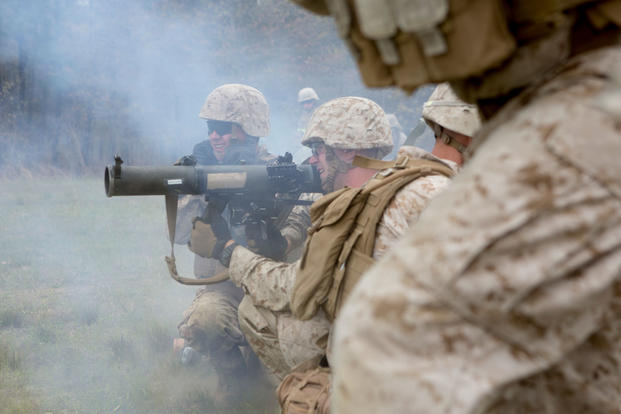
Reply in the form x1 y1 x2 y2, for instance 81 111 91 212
335 167 375 189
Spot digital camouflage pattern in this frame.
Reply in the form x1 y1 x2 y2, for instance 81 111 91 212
237 292 330 380
332 45 621 414
301 97 393 158
174 195 316 382
422 83 482 137
281 192 322 262
173 194 247 389
198 83 270 137
178 287 247 382
372 146 456 259
172 140 275 392
229 146 456 378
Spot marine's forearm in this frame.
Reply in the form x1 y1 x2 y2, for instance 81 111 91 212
228 246 299 312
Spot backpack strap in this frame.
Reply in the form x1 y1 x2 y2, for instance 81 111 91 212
323 158 454 320
293 187 370 320
292 157 455 321
353 153 452 171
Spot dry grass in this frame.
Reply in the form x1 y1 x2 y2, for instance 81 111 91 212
0 176 277 413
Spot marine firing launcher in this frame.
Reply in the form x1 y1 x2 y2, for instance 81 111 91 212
104 153 322 285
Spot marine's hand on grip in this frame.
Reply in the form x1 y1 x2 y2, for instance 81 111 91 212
245 220 288 261
188 212 231 260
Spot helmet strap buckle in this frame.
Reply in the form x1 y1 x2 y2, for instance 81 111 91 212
395 155 410 169
441 129 467 154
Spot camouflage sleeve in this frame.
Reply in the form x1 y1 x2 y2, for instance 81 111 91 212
373 174 452 259
281 193 321 251
171 195 205 245
332 67 621 413
228 246 299 312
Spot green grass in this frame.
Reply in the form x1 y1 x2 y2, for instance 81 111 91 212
0 176 278 413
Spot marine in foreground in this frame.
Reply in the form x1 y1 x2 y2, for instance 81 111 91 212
285 1 621 412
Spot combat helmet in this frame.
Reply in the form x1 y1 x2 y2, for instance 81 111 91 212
301 97 393 158
297 87 320 103
199 84 270 137
422 83 481 138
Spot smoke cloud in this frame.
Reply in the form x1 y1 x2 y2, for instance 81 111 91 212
0 1 434 412
0 0 432 170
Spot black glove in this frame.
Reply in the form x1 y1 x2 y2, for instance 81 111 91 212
245 220 288 261
188 213 231 260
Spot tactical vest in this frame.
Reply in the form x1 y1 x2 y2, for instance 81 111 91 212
290 156 455 322
325 0 621 93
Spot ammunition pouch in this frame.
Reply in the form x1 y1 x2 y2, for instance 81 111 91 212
341 0 517 93
277 358 331 414
312 0 621 93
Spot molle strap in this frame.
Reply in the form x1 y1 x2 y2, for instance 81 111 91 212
353 154 450 171
353 155 403 169
357 158 456 191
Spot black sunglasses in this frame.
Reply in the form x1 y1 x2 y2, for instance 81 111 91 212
309 142 325 156
207 120 234 136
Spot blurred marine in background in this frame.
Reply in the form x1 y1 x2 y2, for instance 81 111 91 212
292 87 321 163
296 87 320 139
184 96 395 384
171 83 272 400
288 0 621 413
422 83 481 168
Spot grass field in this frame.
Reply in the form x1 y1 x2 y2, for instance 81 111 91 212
0 176 276 413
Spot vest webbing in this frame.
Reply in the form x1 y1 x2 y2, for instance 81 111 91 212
291 157 455 322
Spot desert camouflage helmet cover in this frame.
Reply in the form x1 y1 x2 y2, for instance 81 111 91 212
301 97 393 157
422 83 481 136
298 87 320 102
198 84 270 137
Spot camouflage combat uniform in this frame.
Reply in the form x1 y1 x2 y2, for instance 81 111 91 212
281 192 321 263
332 44 621 414
229 146 457 379
175 195 248 384
176 189 318 381
175 84 272 395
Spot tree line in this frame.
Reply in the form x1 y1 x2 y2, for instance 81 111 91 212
0 0 427 176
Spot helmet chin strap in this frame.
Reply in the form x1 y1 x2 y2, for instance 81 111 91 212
321 146 384 192
322 146 356 193
432 124 467 154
